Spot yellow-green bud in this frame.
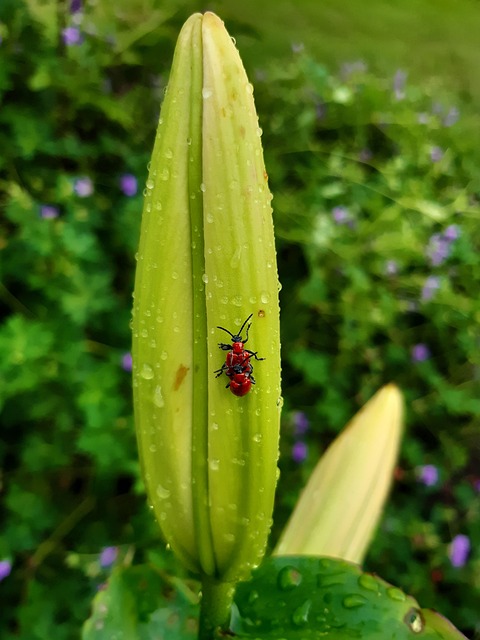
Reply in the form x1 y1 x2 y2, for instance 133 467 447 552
132 12 281 583
275 384 403 563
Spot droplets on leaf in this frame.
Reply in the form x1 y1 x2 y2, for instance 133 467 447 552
156 484 171 500
140 363 154 379
277 565 303 591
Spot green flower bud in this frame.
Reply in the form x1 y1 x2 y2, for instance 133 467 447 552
275 384 403 563
132 13 281 584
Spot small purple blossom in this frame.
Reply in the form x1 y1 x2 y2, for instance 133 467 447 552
340 60 368 79
121 352 132 372
444 224 460 241
473 478 480 492
393 69 407 100
385 260 398 276
443 107 459 127
99 546 118 568
70 0 82 13
62 26 83 46
358 148 372 163
0 560 12 581
332 206 350 224
39 205 59 219
417 112 429 125
430 146 444 163
426 233 450 266
449 534 470 568
120 174 138 197
411 343 430 363
421 275 441 301
292 441 308 464
291 42 305 54
74 176 94 197
417 464 439 487
292 411 309 437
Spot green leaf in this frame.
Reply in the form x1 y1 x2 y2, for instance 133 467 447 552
82 565 199 640
231 556 468 639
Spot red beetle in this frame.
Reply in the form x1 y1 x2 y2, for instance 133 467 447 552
214 314 264 396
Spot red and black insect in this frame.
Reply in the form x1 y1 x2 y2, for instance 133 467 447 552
214 313 265 397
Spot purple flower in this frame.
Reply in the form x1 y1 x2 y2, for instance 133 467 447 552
444 224 460 241
0 560 12 581
449 534 470 568
393 69 407 100
332 206 350 225
70 0 82 12
292 441 308 464
421 275 441 301
385 260 398 276
473 478 480 492
411 343 430 363
358 148 372 163
39 205 59 219
120 174 138 197
74 176 94 197
417 464 439 487
292 411 309 436
121 352 132 372
426 233 450 266
430 146 444 163
62 26 83 46
99 546 118 568
443 107 459 127
291 42 305 54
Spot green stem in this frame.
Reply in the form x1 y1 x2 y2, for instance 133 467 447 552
198 576 235 639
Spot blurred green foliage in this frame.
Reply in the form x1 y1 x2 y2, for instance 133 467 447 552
0 1 479 639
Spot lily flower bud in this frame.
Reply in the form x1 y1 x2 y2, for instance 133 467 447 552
275 384 403 563
132 12 281 584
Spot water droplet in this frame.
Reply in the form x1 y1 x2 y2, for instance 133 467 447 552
292 599 311 626
278 565 302 591
149 444 157 453
253 433 262 443
342 594 367 608
209 459 219 471
159 168 170 181
202 88 213 99
256 127 263 137
186 137 192 145
202 273 209 283
260 291 270 304
140 364 154 379
246 83 254 95
387 587 406 602
153 385 164 407
164 148 173 159
160 351 168 360
358 573 379 592
156 484 171 499
200 182 206 192
146 178 154 190
247 590 258 604
404 608 424 634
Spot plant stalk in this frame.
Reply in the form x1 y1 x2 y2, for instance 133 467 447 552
198 576 235 639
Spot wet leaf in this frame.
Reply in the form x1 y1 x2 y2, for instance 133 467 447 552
231 555 469 639
82 565 199 640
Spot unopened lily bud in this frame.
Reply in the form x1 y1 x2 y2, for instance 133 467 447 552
275 384 403 563
132 12 281 583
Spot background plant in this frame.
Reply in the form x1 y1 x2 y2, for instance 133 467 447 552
1 1 479 638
